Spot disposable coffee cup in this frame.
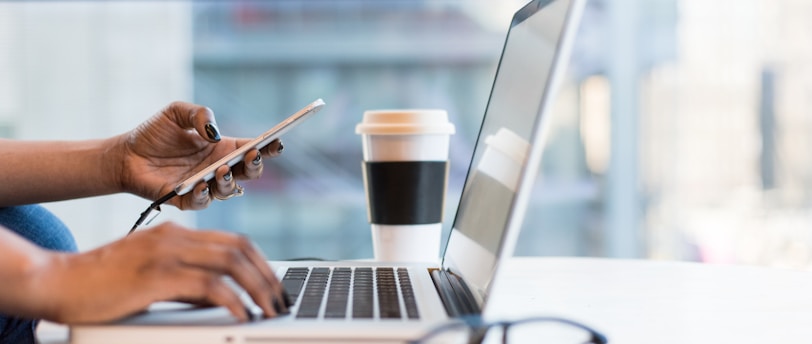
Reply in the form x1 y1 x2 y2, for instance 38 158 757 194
356 109 455 262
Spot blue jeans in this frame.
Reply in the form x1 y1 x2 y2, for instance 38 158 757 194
0 205 77 344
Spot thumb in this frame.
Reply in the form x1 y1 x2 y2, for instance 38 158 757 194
164 101 222 143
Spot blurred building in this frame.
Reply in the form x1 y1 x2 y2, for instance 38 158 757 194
1 0 811 269
0 2 194 247
191 1 512 259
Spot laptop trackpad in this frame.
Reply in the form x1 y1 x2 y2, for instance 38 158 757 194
115 302 240 326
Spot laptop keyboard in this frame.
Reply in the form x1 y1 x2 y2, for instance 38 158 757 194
282 267 419 320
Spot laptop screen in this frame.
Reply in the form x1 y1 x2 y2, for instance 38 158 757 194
442 0 581 305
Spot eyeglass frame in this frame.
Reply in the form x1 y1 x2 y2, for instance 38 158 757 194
407 315 608 344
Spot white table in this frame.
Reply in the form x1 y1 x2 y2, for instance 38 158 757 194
39 257 812 343
486 257 812 344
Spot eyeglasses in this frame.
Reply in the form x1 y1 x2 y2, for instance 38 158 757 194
407 315 608 344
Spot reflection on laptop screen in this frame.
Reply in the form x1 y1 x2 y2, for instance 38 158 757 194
443 0 577 302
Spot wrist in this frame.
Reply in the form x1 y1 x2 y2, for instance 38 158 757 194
31 251 101 324
102 134 130 194
13 250 70 322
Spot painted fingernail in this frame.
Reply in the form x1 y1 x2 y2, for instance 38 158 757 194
272 297 283 314
282 289 292 308
204 122 221 142
243 306 254 322
252 152 262 166
223 171 232 182
273 298 290 315
277 142 284 153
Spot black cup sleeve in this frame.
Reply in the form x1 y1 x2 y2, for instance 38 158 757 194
362 161 448 225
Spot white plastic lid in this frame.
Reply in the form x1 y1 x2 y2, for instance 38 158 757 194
356 109 456 135
484 128 530 165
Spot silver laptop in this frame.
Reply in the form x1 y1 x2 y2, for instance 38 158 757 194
70 0 584 342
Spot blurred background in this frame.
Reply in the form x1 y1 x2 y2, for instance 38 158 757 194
1 0 811 269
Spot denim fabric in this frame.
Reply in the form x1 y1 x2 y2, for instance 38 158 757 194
0 205 77 344
0 205 77 252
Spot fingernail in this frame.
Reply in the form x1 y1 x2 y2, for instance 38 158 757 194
273 296 290 315
272 297 283 313
277 142 284 153
282 289 292 308
223 171 232 182
243 306 254 322
252 152 262 166
204 122 221 142
201 186 209 197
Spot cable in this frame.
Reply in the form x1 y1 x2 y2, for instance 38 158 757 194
127 190 178 236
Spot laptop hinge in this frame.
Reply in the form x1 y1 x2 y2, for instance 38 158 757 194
429 268 481 317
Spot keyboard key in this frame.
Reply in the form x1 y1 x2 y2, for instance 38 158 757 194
281 267 309 303
288 266 419 320
398 268 419 319
377 268 401 319
296 268 329 319
352 268 374 319
325 268 351 318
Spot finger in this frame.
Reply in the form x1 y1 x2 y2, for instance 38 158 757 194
229 236 287 315
169 270 249 322
179 183 212 211
163 101 221 143
182 230 286 316
172 232 277 317
213 165 236 199
202 246 276 318
241 149 263 180
244 244 289 315
233 138 284 160
186 231 282 290
209 233 282 317
263 139 284 158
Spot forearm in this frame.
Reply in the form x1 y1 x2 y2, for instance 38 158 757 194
0 227 61 320
0 226 149 324
0 137 124 206
0 227 118 324
0 223 289 324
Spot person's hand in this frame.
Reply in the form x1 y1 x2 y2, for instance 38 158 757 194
34 223 288 324
113 101 284 209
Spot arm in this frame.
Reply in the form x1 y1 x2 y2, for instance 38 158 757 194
0 137 121 206
0 223 288 324
0 101 283 209
0 224 56 319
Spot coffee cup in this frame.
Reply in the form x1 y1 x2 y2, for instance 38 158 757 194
356 109 455 262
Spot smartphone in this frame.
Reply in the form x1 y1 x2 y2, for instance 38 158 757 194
173 98 325 196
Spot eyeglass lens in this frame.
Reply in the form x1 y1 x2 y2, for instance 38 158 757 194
417 319 602 344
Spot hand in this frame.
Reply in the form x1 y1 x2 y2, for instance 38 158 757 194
35 223 288 324
114 101 284 209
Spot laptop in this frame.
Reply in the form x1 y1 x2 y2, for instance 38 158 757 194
70 0 584 342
